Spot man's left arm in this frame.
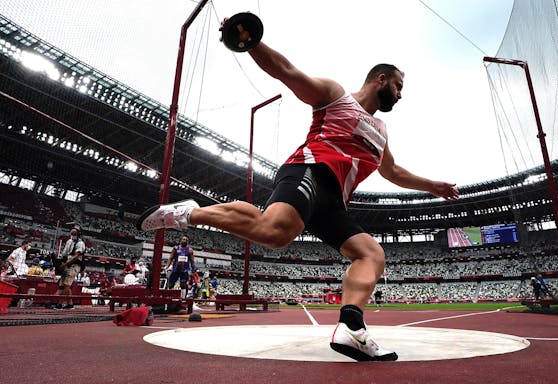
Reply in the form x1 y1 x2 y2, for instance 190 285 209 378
378 144 459 200
61 252 80 268
189 248 195 271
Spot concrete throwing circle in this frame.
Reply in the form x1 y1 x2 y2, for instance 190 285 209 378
143 325 529 362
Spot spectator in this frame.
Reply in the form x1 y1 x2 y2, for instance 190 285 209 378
123 256 138 275
210 275 219 296
124 269 141 285
531 276 542 299
98 273 111 305
28 258 44 276
81 272 90 287
40 261 54 277
373 290 383 306
536 274 552 299
7 239 31 276
188 269 201 299
201 271 212 301
135 258 149 284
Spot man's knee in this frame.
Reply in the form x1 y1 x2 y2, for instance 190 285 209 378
341 234 384 259
256 219 301 248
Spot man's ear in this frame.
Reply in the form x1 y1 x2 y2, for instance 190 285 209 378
377 73 387 86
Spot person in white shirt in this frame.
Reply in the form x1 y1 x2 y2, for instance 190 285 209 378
123 269 141 285
81 272 90 287
7 239 31 276
135 258 149 284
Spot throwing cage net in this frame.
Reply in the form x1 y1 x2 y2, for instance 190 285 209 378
484 0 558 174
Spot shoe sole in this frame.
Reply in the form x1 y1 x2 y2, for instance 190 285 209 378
136 204 160 231
330 342 398 362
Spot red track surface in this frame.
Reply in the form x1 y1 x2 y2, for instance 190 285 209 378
1 307 555 384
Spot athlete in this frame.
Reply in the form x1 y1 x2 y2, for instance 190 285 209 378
138 23 459 361
165 235 195 295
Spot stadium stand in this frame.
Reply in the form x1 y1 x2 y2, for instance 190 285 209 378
2 190 557 305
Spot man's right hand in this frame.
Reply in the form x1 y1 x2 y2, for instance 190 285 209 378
218 18 229 42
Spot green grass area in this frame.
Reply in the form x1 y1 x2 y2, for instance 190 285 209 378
463 226 482 246
273 302 528 311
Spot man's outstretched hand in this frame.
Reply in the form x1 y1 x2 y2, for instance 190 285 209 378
430 181 459 201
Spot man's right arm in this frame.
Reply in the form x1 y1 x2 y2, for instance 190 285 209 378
165 249 175 270
248 42 343 108
7 250 15 263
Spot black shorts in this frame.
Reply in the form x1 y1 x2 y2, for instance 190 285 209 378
264 163 364 251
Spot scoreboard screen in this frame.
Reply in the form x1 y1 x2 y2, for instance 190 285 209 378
447 224 519 248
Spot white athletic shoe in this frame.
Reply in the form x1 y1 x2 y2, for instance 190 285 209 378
330 322 398 361
136 199 200 231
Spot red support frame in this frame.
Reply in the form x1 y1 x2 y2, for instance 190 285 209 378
151 0 210 294
243 94 282 295
484 56 558 232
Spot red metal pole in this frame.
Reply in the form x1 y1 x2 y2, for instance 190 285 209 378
243 94 282 295
484 56 558 232
152 0 209 294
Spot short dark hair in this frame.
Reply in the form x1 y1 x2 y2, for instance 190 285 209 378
365 64 404 84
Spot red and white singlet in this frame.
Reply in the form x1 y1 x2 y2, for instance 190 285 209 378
285 93 388 205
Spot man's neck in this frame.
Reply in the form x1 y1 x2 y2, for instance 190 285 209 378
351 87 379 115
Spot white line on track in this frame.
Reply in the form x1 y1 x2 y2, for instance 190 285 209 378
300 304 319 326
397 309 501 327
523 337 558 341
396 306 525 327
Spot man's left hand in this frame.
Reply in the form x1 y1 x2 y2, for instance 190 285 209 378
430 182 459 201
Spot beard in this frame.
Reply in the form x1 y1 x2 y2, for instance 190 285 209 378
377 84 396 112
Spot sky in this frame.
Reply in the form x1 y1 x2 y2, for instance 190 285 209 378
0 0 517 193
